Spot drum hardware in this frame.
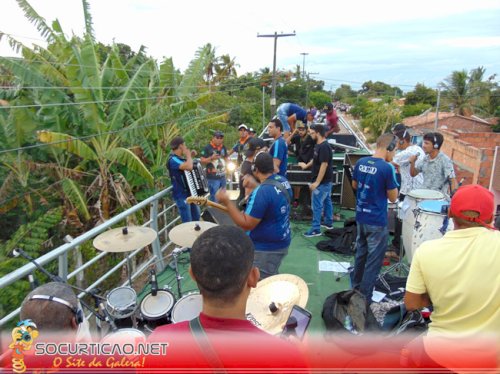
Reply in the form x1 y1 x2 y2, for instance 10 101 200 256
245 274 309 335
168 220 218 248
93 226 158 286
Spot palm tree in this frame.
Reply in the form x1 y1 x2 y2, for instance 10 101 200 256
440 67 492 116
214 54 239 83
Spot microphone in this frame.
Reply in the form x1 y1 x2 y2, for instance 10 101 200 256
99 302 118 332
150 268 158 297
11 248 63 282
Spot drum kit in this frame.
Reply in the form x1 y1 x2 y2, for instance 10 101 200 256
92 223 310 341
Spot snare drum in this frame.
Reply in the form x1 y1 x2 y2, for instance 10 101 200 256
405 200 454 262
106 286 137 328
402 189 445 259
170 292 203 324
140 289 176 333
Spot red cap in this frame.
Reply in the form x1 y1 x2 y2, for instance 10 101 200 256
449 184 494 226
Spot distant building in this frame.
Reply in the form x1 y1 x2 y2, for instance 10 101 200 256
403 112 500 212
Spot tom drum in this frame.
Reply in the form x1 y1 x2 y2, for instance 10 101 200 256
170 292 203 324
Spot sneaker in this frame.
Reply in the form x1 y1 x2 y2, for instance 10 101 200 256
321 223 334 230
303 229 322 238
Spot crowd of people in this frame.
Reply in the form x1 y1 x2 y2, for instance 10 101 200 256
3 102 498 372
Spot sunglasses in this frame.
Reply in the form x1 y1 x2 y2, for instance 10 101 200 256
298 128 306 131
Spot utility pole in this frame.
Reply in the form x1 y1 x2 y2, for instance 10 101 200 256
300 52 308 80
434 88 441 131
257 31 296 117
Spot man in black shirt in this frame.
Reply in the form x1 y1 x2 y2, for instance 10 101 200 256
299 124 334 237
286 121 315 207
200 131 228 202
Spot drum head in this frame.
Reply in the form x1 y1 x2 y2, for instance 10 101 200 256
101 328 146 344
107 287 136 312
140 290 175 319
408 189 444 200
171 293 203 323
418 200 449 214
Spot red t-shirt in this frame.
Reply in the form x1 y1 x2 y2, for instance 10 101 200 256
146 313 308 371
326 110 339 133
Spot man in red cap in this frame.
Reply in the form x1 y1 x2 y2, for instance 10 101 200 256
403 184 499 370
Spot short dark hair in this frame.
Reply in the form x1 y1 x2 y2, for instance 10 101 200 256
254 152 274 174
310 124 326 137
376 133 395 149
21 282 78 331
170 136 184 150
269 118 283 132
190 226 254 303
423 132 443 149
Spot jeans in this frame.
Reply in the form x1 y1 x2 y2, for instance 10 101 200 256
276 103 292 132
350 223 388 303
253 248 289 279
208 178 226 202
174 197 200 223
311 182 333 231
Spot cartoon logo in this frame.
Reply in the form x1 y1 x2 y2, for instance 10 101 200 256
9 320 39 373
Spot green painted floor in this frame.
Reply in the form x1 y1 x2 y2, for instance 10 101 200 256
139 209 401 334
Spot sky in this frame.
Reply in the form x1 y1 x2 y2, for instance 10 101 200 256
1 0 500 92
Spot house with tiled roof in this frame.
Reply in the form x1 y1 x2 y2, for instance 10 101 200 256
403 112 500 211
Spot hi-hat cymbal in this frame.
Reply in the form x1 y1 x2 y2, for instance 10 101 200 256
246 274 309 335
93 226 157 252
168 221 217 248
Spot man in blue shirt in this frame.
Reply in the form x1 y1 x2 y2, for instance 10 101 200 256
216 152 292 279
268 118 288 177
167 136 200 223
276 103 307 137
200 131 228 202
351 133 399 302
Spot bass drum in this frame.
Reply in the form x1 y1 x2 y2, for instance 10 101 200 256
170 292 203 324
139 289 176 334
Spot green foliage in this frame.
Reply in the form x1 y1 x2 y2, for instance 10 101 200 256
360 102 401 138
405 83 437 105
360 81 403 98
334 84 357 101
401 103 432 118
309 91 332 109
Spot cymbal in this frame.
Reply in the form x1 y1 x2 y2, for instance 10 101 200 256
168 221 217 248
93 226 157 252
246 274 309 335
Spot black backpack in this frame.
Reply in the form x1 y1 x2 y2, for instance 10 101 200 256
316 218 357 255
322 289 379 334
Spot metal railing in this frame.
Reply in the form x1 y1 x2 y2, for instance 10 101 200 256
0 187 179 327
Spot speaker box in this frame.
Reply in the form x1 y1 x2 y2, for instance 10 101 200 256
201 207 236 226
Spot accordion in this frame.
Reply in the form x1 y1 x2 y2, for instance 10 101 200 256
184 160 209 197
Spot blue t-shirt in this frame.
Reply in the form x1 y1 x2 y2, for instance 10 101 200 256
167 154 189 199
269 136 288 177
286 103 307 122
352 157 398 226
245 175 292 251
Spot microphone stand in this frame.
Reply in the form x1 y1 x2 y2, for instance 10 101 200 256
12 248 106 324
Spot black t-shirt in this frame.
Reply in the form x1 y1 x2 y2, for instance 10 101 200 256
311 141 333 184
290 134 315 163
201 143 228 179
238 160 253 201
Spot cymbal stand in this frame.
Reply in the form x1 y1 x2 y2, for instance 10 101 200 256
171 247 186 298
120 227 134 286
